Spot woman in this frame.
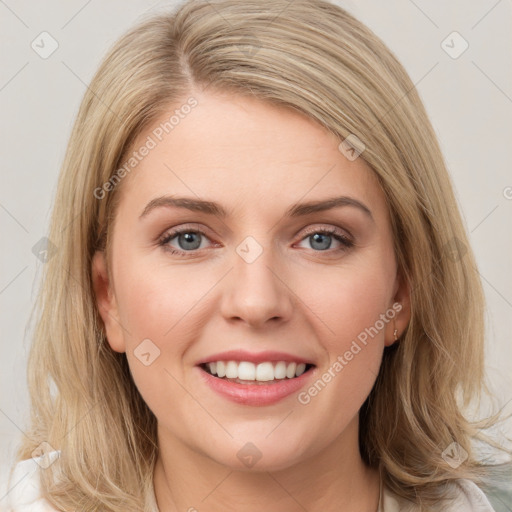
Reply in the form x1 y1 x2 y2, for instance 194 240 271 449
5 0 510 510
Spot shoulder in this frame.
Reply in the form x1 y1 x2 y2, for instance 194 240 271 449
2 451 61 512
449 479 497 511
381 479 496 511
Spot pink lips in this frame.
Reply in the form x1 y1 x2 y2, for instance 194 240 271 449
195 350 316 406
195 349 314 366
197 367 315 406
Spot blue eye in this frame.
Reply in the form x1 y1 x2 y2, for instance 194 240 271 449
158 228 210 255
158 226 354 257
309 233 337 250
297 228 354 252
171 231 203 251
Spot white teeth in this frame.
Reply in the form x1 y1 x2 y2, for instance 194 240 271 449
204 360 311 381
274 361 287 379
286 362 297 379
216 361 226 378
295 363 306 377
238 361 256 381
225 361 238 378
256 362 274 381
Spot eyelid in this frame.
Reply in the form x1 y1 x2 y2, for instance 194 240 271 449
298 224 353 241
158 223 354 255
157 223 214 245
159 222 208 237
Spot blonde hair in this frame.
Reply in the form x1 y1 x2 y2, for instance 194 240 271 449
11 0 510 510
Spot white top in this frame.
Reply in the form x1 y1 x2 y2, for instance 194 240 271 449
2 451 496 511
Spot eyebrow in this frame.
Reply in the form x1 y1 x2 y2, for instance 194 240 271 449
139 195 374 221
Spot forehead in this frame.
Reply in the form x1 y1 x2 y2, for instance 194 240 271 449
115 90 386 219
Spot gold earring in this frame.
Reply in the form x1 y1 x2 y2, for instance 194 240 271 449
393 327 398 341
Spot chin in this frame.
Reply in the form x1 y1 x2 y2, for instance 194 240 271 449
204 435 313 473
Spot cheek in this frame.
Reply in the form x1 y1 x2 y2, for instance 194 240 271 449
112 254 225 412
300 257 393 347
114 253 205 345
295 256 393 404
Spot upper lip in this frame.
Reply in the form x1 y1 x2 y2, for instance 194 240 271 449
196 350 315 366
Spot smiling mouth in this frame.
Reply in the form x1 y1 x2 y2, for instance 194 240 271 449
199 361 316 385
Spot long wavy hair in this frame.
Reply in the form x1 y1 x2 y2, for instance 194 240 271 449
10 0 510 510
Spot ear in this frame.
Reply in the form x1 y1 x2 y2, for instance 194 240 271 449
91 251 126 353
384 271 411 347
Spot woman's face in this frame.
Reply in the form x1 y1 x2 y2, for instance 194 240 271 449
93 89 409 471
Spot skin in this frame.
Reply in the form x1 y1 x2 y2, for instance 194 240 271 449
92 88 410 511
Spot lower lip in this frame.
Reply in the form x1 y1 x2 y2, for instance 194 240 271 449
197 366 315 406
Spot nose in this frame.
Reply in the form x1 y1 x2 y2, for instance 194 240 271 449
220 242 294 328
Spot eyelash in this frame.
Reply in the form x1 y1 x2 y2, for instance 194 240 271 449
157 224 354 257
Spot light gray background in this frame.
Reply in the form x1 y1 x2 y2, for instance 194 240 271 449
1 0 511 499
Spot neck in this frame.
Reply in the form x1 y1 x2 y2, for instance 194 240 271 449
153 417 381 512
